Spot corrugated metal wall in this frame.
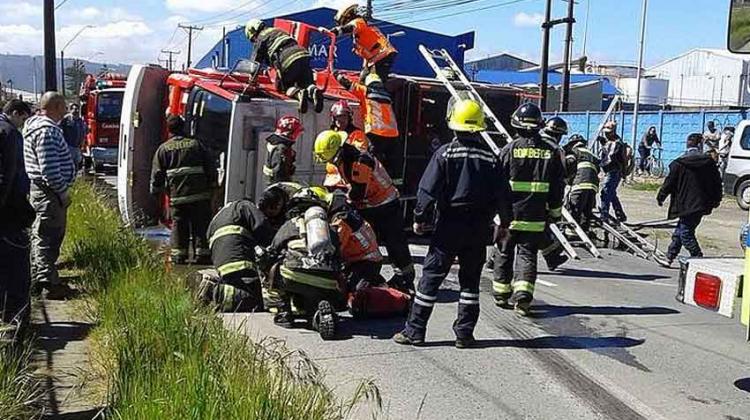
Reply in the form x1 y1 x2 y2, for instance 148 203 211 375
546 110 748 164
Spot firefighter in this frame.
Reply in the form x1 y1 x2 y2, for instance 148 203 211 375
258 181 304 229
335 72 399 175
198 199 277 312
324 100 368 189
263 115 303 184
331 3 398 82
564 134 600 231
245 19 323 113
492 103 566 316
313 129 415 292
393 99 510 348
598 120 628 222
150 115 216 265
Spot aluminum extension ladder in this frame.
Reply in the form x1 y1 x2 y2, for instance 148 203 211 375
594 214 670 264
418 45 585 257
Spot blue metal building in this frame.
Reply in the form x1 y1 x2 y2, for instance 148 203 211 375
196 7 475 78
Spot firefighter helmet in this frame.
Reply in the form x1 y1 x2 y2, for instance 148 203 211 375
447 99 486 132
245 19 265 40
335 4 361 26
330 100 353 118
544 116 568 136
275 115 304 140
602 120 618 134
314 130 347 162
364 73 383 86
511 103 544 130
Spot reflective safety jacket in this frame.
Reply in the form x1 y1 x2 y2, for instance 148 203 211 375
324 128 368 189
567 145 600 193
414 133 510 224
340 18 397 66
334 143 399 209
250 27 311 73
330 209 382 266
349 79 399 138
150 135 216 206
263 134 296 183
499 134 565 232
207 200 276 278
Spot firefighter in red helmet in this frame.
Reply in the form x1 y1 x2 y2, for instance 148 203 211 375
263 116 303 184
325 100 369 189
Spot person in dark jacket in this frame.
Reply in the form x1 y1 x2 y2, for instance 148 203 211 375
638 126 661 174
245 19 323 113
563 134 600 231
264 116 302 184
657 133 722 266
60 103 85 171
598 121 628 222
150 115 217 264
198 199 277 312
0 99 33 328
394 99 511 348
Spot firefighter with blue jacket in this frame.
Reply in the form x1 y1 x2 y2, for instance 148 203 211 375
393 99 511 348
492 103 566 316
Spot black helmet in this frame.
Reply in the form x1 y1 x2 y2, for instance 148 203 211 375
563 134 587 153
511 103 544 130
544 116 568 136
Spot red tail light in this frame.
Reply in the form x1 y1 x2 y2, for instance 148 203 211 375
693 272 722 310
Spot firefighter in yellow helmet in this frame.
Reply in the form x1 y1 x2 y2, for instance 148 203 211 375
245 18 323 113
393 99 511 348
314 129 415 293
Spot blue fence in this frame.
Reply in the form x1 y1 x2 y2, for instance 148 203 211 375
545 110 748 164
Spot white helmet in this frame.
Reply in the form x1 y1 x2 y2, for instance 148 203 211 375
245 18 265 40
334 3 360 26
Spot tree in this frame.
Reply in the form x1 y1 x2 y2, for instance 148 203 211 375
64 59 86 97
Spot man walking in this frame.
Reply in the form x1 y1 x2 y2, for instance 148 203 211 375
394 99 510 348
598 121 628 222
60 103 85 171
0 99 33 327
703 121 720 151
23 92 76 299
657 133 722 266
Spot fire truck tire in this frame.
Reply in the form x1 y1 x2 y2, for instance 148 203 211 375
93 159 105 174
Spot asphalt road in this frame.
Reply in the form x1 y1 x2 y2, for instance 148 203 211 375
224 245 750 420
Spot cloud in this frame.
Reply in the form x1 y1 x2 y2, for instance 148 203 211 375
165 0 248 13
0 2 41 20
313 0 354 9
80 7 102 20
513 12 543 28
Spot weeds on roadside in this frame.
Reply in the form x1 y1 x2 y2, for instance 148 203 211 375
64 181 380 419
0 340 43 420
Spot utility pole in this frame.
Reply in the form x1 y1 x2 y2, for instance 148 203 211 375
60 50 65 96
539 0 552 111
43 0 57 91
161 49 180 71
32 57 38 102
630 0 648 149
178 24 203 69
220 27 226 67
366 0 373 19
560 0 576 112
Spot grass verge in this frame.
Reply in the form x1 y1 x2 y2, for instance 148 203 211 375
64 181 379 419
626 179 662 192
0 339 42 420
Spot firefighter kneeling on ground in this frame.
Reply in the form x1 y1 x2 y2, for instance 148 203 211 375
263 116 303 184
394 99 511 348
313 129 415 293
150 115 216 265
198 199 277 312
563 134 600 232
491 103 566 317
331 3 398 82
245 19 323 113
324 100 369 190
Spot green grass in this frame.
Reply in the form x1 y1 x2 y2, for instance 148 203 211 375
63 181 379 419
0 341 42 420
627 180 662 192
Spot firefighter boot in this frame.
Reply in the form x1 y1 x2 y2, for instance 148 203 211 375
308 84 324 113
511 292 533 317
287 87 308 113
546 253 569 271
492 281 512 308
196 277 217 307
311 300 337 340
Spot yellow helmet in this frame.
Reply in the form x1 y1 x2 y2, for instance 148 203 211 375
245 19 265 40
335 4 360 26
309 186 330 202
314 130 346 162
364 73 382 86
447 99 486 132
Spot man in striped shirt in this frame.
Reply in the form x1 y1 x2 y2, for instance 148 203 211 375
23 92 76 299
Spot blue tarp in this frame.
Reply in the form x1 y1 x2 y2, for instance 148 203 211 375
472 70 620 96
196 7 474 78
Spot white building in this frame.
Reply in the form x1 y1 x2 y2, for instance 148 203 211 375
647 48 750 107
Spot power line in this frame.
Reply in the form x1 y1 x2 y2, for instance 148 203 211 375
178 24 204 68
183 0 259 25
161 49 181 71
54 0 71 10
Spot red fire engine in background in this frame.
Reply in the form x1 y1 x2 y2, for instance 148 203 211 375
79 73 127 172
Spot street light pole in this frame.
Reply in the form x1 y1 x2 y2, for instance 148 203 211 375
539 0 553 111
560 0 576 112
630 0 648 150
60 25 94 97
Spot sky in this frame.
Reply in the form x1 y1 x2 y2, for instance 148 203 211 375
0 0 734 69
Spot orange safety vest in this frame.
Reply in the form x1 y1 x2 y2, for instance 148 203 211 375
338 151 398 209
351 82 399 138
324 129 369 189
350 18 397 66
332 212 382 265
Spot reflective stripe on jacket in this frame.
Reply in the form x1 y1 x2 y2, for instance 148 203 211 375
331 210 382 265
150 136 216 207
569 145 600 192
351 82 398 138
323 129 368 189
335 143 398 209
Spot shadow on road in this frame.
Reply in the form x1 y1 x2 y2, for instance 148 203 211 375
554 267 670 281
336 316 406 340
421 335 645 350
532 304 680 319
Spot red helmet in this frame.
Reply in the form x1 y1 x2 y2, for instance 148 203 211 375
330 100 352 118
275 115 303 140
